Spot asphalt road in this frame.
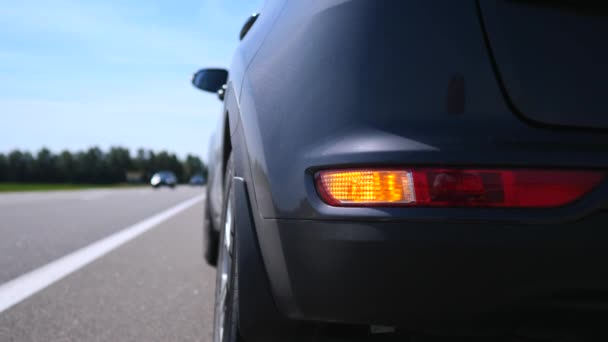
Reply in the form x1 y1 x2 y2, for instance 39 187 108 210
0 187 215 342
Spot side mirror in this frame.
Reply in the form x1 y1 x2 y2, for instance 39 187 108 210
192 68 228 94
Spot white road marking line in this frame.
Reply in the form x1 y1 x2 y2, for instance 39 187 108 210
0 193 205 314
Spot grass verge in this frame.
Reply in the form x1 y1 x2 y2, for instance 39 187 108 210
0 183 145 192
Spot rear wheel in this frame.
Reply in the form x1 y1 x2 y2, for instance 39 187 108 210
213 154 242 342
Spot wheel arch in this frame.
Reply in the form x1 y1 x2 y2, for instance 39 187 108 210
222 112 232 186
232 176 307 341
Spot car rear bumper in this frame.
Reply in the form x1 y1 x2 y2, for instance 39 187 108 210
262 213 608 334
234 172 608 339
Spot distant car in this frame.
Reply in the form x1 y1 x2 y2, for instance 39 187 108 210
189 174 206 186
150 171 177 188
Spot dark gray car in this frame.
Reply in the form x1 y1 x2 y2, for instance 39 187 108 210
193 1 608 341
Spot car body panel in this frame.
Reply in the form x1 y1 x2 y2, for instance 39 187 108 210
236 0 608 220
206 0 285 232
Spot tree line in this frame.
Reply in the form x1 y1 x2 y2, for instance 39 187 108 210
0 147 207 184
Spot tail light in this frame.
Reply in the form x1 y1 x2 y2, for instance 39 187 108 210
315 168 604 208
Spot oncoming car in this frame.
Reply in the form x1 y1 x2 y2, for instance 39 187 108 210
192 1 608 341
150 171 177 188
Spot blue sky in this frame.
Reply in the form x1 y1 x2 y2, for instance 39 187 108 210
0 0 262 159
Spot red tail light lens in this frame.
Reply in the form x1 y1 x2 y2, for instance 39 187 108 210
316 168 604 208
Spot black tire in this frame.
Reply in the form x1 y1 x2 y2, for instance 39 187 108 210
213 154 243 342
204 198 219 266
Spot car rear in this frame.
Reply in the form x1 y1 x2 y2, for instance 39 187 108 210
234 0 608 339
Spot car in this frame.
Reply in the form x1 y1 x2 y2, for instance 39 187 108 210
150 171 177 188
192 1 608 341
189 174 206 186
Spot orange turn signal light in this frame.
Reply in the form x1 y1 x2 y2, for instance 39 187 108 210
315 169 415 206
